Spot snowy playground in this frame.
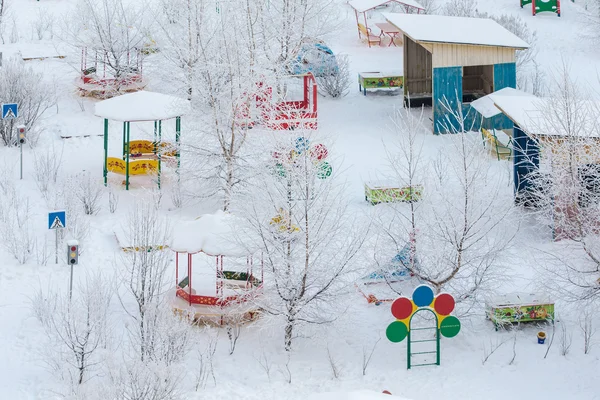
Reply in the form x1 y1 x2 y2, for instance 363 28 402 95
1 0 600 399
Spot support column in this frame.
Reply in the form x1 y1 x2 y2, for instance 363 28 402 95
175 116 181 182
103 119 109 186
512 124 540 206
125 121 131 190
157 120 162 189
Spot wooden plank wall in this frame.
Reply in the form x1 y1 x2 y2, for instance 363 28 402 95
492 62 517 131
404 35 432 98
432 66 462 134
427 43 516 68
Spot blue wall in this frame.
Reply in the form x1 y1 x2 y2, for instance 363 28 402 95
433 66 462 134
433 62 518 134
513 123 539 197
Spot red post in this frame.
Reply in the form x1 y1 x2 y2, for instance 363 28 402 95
175 252 179 285
188 253 192 306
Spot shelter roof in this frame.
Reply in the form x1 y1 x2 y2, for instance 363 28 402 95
349 0 424 13
94 91 191 122
170 211 253 257
470 87 532 119
383 13 529 49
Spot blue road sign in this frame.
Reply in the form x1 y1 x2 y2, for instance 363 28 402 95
2 103 18 119
48 210 66 230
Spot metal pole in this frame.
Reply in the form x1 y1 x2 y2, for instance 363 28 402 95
19 142 23 180
69 263 74 300
55 229 58 264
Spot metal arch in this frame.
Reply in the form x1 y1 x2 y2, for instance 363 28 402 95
407 308 440 369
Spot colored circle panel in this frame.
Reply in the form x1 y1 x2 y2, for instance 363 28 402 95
386 321 408 343
434 293 455 316
440 315 461 338
412 285 434 307
391 297 413 320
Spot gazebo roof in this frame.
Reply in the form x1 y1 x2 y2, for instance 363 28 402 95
384 14 529 49
349 0 424 13
170 211 254 257
470 87 532 119
94 91 191 122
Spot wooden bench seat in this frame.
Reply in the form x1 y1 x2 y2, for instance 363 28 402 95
358 23 381 48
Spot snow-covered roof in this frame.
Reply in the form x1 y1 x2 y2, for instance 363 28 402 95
349 0 424 13
170 211 253 257
486 293 554 308
470 88 533 119
383 14 529 48
309 391 412 400
94 91 191 122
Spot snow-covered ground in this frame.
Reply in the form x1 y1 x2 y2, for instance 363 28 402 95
0 0 599 399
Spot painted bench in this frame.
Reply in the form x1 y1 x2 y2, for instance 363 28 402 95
358 72 404 96
481 128 512 161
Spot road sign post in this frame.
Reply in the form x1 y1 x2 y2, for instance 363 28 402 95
48 211 66 264
67 240 79 300
17 125 25 180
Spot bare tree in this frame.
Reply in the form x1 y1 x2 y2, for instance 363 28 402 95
559 322 573 356
580 308 596 354
33 274 112 388
441 0 477 17
118 202 172 361
317 54 351 98
361 338 380 375
242 132 367 351
481 337 509 365
75 172 103 215
0 56 56 146
33 143 64 197
0 176 35 264
376 100 517 311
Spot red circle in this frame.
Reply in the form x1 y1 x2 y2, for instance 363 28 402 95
310 144 328 161
382 391 392 395
391 297 413 320
70 246 76 251
434 293 455 316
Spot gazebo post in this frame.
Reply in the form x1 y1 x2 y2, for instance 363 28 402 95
158 120 162 189
175 116 181 181
188 253 192 306
125 121 131 190
122 122 127 160
354 10 361 39
103 118 108 186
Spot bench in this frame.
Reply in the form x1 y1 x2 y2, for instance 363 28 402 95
358 72 403 96
357 23 381 47
481 128 512 161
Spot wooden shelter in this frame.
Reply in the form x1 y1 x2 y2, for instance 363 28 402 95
383 13 528 133
349 0 424 46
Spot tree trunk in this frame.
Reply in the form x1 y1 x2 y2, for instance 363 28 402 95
285 318 294 351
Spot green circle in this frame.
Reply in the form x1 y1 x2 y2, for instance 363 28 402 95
317 162 332 179
273 163 286 177
386 321 408 343
440 315 461 338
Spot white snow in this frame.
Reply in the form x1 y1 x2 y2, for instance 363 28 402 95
470 87 532 119
383 14 530 48
170 210 252 256
308 391 410 400
349 0 424 13
486 292 554 308
94 91 191 122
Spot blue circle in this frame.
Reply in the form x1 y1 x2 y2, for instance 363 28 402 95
295 137 310 153
412 285 434 307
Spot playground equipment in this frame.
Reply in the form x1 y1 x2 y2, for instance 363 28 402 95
272 137 332 180
290 42 339 77
95 91 190 190
356 237 421 305
364 182 422 204
169 211 263 325
521 0 560 16
349 0 425 47
76 47 148 98
386 285 461 369
237 73 318 130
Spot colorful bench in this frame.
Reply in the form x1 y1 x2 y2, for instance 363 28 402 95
481 128 512 161
358 72 403 96
365 182 423 205
357 23 381 47
486 293 555 330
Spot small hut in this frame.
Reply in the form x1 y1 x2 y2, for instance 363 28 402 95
383 13 528 133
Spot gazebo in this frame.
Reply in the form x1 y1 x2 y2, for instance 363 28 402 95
169 211 263 325
383 13 528 133
350 0 424 46
95 91 191 190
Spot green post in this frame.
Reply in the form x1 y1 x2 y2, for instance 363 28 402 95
175 116 181 181
436 328 441 366
125 121 130 190
122 121 127 159
103 119 109 186
407 329 411 370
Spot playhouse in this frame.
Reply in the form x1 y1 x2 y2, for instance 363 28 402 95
94 91 191 190
382 14 528 134
169 211 263 325
349 0 424 47
237 73 318 130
